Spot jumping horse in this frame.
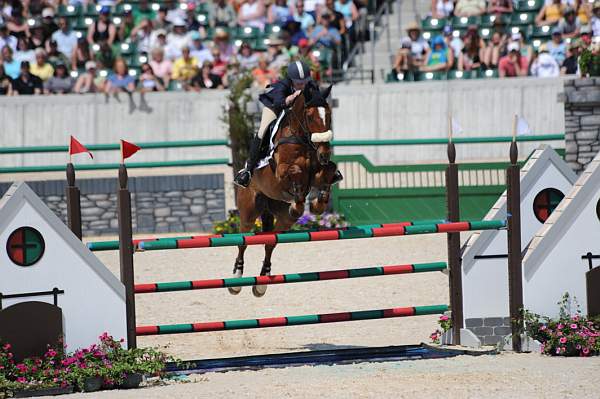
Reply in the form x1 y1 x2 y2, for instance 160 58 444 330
232 85 338 297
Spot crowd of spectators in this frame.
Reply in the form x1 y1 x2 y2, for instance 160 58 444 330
391 0 600 82
0 0 367 96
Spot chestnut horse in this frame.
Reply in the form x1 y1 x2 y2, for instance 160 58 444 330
232 85 337 297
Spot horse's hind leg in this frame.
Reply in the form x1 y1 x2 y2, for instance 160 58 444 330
229 189 260 295
252 211 274 297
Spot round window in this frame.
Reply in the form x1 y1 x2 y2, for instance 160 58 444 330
533 188 564 223
6 226 45 267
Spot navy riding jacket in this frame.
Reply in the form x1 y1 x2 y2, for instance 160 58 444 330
258 77 319 115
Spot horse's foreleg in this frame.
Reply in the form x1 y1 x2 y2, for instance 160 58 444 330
310 185 330 215
230 189 260 295
288 163 307 218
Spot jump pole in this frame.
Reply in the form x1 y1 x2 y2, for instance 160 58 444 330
65 163 82 240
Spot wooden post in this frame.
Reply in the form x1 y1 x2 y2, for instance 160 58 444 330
446 139 462 345
506 138 523 352
65 163 82 240
118 164 137 349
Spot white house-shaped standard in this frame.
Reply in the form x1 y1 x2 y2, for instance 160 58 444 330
0 182 127 351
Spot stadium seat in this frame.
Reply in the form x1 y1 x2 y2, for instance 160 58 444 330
515 0 543 12
416 71 447 81
195 13 209 26
479 27 493 40
237 26 260 40
451 16 481 29
481 69 499 78
511 12 536 26
57 4 82 17
481 13 510 28
264 24 283 35
531 24 554 39
421 17 446 30
448 70 478 80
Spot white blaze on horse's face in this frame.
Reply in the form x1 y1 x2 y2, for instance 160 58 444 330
311 107 333 143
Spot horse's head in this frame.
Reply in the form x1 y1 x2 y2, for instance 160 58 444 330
292 84 333 165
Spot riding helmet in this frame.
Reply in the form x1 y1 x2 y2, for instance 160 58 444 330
287 60 311 84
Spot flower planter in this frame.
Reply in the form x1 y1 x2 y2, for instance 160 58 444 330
13 385 74 398
81 376 104 392
118 373 143 389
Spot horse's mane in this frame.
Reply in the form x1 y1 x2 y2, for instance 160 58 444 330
303 84 329 108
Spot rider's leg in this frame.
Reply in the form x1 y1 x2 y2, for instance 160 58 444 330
234 107 278 187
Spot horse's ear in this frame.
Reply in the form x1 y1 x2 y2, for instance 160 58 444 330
320 84 333 99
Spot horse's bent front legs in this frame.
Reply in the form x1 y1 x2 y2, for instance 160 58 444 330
228 245 247 295
252 243 275 297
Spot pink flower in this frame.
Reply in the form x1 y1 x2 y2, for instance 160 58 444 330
570 324 578 330
559 337 567 344
17 377 27 383
555 348 561 354
440 315 449 321
2 344 11 350
560 347 566 353
540 325 547 331
557 331 563 336
583 347 590 355
557 323 564 330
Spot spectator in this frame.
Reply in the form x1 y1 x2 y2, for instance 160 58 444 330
12 61 43 95
575 0 592 25
403 22 429 68
184 5 201 32
592 1 600 37
208 0 237 28
133 0 156 26
580 25 592 47
71 38 93 71
40 7 58 42
498 42 528 77
459 32 481 71
87 6 117 46
238 41 259 70
104 57 135 94
44 63 74 94
130 18 154 54
536 0 565 26
153 6 171 30
268 0 293 26
210 47 228 77
95 41 116 69
0 23 16 51
6 9 29 41
280 30 300 58
1 45 19 78
431 0 454 19
139 62 165 92
443 25 463 59
334 0 358 37
164 0 186 24
191 60 224 90
421 35 451 72
30 48 54 81
189 31 213 64
284 18 308 45
47 40 69 68
546 27 567 65
530 44 560 77
118 10 135 43
512 31 533 66
487 0 512 15
293 0 316 31
149 47 172 86
28 21 46 49
238 0 267 30
252 54 276 87
321 0 346 36
171 45 198 82
558 7 581 38
482 31 505 68
454 0 486 17
165 18 189 59
308 11 341 48
74 61 103 93
266 35 289 71
213 28 235 61
561 39 581 75
0 63 12 95
52 17 77 59
392 38 415 76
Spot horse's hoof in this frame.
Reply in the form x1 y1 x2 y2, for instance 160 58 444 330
252 284 267 297
228 286 242 295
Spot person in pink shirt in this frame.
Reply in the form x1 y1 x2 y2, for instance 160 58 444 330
498 41 528 77
149 47 173 87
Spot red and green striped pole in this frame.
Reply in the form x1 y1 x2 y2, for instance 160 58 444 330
135 262 447 294
136 304 449 336
137 220 506 251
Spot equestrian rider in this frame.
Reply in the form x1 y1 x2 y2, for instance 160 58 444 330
234 60 326 188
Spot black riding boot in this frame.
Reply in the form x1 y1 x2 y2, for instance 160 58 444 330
234 135 263 188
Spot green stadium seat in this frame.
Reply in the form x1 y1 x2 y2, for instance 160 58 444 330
448 70 478 80
264 24 283 35
195 12 209 26
531 24 554 39
481 69 499 78
237 26 260 40
254 36 269 51
515 0 543 12
84 3 101 16
168 80 184 91
119 42 136 57
58 4 82 17
511 12 536 26
422 31 441 41
481 13 511 28
416 71 447 81
451 16 481 29
479 27 493 40
421 17 447 30
195 3 209 13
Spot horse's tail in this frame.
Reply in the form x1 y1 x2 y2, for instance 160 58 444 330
261 211 274 233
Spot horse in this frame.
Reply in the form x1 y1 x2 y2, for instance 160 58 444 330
232 85 336 297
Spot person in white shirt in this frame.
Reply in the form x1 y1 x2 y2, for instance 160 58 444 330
531 44 560 77
189 31 213 64
51 17 78 58
0 23 16 51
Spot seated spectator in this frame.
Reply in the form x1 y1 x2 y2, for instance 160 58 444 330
87 6 116 46
558 7 581 38
213 28 235 62
454 0 486 17
322 0 346 36
421 35 451 72
0 23 16 51
536 0 565 26
149 47 172 86
30 48 54 81
498 42 528 77
592 1 600 37
27 22 46 49
153 6 171 30
52 17 77 59
238 0 267 30
164 0 186 24
166 18 189 60
71 38 94 71
6 9 29 40
579 24 593 47
74 61 104 93
1 45 20 79
252 55 276 88
150 29 177 60
189 31 213 64
482 31 506 68
530 43 560 77
47 40 69 68
284 19 308 45
208 0 237 28
95 41 116 69
191 60 224 90
459 33 481 71
130 18 154 55
172 45 198 82
403 22 429 68
460 26 485 66
487 0 513 15
210 47 228 78
12 61 43 95
546 27 567 65
184 4 201 32
512 31 533 65
269 0 293 26
308 11 341 48
392 38 414 75
14 37 35 64
431 0 454 19
280 30 300 59
443 25 463 60
238 41 259 70
575 0 591 25
118 10 135 43
561 39 581 75
266 35 289 72
293 0 316 31
133 0 157 26
0 64 13 95
104 57 135 94
334 0 358 37
44 63 74 94
139 62 165 92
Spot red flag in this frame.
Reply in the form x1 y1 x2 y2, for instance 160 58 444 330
121 139 141 161
69 136 93 159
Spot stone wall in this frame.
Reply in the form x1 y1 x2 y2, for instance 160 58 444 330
563 78 600 174
0 174 225 236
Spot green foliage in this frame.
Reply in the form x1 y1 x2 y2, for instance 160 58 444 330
579 43 600 77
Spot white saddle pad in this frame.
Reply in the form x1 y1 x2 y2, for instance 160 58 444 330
256 110 286 170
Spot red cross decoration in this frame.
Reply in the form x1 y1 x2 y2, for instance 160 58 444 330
533 188 564 223
6 227 45 267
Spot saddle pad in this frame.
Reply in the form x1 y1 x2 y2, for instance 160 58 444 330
257 110 286 170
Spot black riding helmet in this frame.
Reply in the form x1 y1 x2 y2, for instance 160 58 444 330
287 60 311 84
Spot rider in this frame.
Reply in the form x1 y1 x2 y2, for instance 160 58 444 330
234 60 336 188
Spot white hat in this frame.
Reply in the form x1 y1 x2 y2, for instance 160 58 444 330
507 42 520 52
511 32 521 41
42 7 55 18
85 61 97 70
172 17 186 26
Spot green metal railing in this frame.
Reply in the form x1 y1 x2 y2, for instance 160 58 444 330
331 134 564 146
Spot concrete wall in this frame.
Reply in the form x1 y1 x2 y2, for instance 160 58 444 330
0 77 566 168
